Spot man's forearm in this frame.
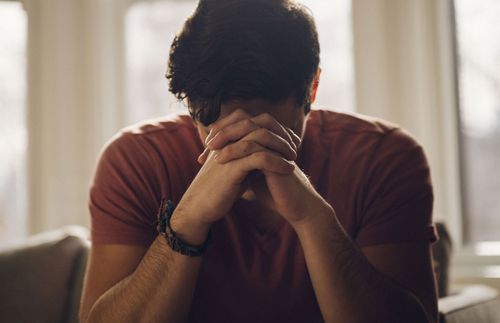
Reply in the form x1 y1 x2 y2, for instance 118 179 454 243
292 207 433 323
84 214 210 323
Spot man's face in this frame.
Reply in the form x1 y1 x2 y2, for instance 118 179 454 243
194 96 308 148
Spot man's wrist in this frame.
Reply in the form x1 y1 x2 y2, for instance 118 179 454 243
169 210 212 246
290 203 337 238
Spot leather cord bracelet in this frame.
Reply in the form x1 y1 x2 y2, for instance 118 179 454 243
156 198 213 257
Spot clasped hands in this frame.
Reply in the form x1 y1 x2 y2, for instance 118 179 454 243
174 109 333 232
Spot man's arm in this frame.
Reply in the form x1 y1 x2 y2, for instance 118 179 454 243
80 214 210 323
292 207 438 323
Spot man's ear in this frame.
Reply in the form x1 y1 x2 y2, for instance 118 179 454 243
310 68 321 104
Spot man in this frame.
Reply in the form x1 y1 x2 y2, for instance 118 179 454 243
80 0 438 322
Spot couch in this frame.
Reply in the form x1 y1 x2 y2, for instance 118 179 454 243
0 227 89 323
0 225 498 323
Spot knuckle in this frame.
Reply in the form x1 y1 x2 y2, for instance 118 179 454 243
220 144 232 155
217 129 227 140
255 151 271 163
241 140 254 153
255 127 270 137
209 125 219 134
234 109 248 118
261 113 274 123
217 149 227 160
241 118 254 129
222 146 236 159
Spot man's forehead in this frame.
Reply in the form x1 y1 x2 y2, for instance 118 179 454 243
220 99 271 113
212 97 301 125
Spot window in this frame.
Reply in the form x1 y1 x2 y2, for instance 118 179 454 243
301 0 353 112
125 0 354 125
455 0 500 242
125 0 196 124
0 1 27 243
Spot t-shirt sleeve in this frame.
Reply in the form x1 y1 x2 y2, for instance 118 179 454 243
89 132 165 246
355 128 438 248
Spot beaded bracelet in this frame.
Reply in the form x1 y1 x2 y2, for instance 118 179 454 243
156 198 212 257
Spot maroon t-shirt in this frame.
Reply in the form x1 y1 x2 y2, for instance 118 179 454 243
89 109 437 323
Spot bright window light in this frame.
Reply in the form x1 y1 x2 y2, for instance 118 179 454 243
0 1 27 243
455 0 500 242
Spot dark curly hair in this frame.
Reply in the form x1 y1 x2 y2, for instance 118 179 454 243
166 0 320 126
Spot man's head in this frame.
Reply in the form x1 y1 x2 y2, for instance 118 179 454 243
166 0 321 127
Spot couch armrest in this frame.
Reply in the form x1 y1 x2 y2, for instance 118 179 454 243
439 284 500 323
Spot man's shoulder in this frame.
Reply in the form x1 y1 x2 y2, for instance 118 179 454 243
96 113 200 174
306 108 425 169
119 113 195 137
308 108 400 138
103 113 196 151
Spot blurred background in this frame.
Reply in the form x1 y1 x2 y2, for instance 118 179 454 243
0 0 499 301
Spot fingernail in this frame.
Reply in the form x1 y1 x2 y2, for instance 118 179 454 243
205 128 213 144
206 135 217 149
198 148 208 163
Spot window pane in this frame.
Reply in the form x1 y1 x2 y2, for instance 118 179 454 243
125 0 354 125
301 0 354 112
125 0 196 124
0 2 27 244
455 0 500 242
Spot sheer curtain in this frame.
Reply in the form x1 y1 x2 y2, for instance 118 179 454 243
0 1 27 244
